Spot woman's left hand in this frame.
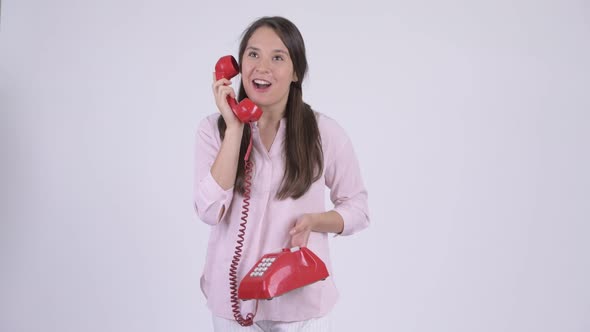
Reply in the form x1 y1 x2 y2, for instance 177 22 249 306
289 214 316 247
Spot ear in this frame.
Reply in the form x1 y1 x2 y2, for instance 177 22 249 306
292 72 298 82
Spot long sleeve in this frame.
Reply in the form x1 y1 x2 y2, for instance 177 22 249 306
193 115 234 225
198 112 365 321
322 120 370 236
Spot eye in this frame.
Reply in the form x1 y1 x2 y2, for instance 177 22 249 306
273 55 284 61
248 51 259 58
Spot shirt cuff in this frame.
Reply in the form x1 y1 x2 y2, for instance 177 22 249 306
332 206 369 237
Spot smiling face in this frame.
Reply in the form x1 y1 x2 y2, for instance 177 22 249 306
240 26 297 113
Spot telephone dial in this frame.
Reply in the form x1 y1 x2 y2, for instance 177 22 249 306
215 55 329 326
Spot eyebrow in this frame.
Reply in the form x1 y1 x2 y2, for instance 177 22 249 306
246 46 289 55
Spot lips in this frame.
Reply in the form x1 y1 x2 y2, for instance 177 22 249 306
253 79 272 89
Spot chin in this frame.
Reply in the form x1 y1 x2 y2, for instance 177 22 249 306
249 96 272 108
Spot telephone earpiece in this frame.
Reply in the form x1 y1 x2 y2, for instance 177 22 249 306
215 55 262 123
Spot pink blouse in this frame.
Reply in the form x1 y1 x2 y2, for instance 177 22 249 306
193 112 369 322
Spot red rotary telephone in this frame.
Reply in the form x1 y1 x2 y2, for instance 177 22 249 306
214 55 262 123
238 246 329 300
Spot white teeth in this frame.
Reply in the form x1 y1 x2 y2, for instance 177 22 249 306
253 79 271 85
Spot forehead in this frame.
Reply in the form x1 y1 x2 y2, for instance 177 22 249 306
246 26 288 52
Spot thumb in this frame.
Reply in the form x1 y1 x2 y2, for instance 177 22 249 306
289 224 302 235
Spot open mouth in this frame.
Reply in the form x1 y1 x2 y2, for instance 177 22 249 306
253 79 272 89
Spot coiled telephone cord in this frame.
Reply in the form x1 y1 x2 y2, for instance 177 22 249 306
229 123 259 326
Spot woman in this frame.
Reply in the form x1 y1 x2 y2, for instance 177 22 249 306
194 16 369 331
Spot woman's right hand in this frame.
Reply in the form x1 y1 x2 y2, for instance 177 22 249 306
212 73 243 130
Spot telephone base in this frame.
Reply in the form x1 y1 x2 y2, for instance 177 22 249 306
238 246 329 300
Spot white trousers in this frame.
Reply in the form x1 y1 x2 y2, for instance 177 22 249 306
211 313 334 332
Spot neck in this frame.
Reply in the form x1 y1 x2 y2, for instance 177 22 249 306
258 106 285 130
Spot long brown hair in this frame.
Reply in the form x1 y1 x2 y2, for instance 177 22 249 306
217 16 323 199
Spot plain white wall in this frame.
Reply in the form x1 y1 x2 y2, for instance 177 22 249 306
1 0 589 331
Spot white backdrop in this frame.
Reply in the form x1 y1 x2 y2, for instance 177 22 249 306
1 0 589 331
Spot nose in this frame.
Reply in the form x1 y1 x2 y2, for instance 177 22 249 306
255 57 271 74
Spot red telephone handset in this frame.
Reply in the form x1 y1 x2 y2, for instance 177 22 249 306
214 55 262 123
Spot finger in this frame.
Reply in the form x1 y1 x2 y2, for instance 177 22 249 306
213 78 232 87
291 234 307 248
290 234 302 247
212 79 230 94
289 225 303 235
218 86 235 101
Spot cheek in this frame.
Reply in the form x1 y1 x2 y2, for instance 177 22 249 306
240 67 253 85
240 63 253 76
281 71 295 85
